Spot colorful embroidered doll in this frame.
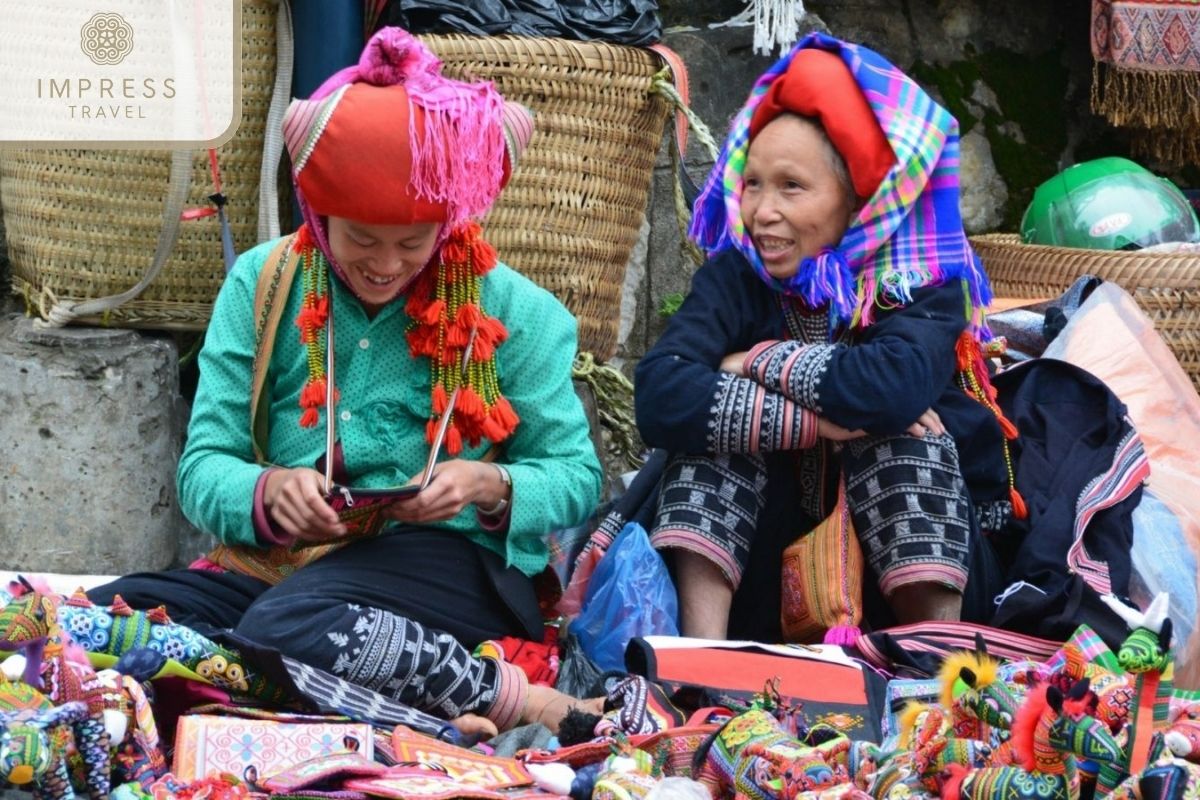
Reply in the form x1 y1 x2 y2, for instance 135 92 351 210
940 681 1125 800
697 706 854 800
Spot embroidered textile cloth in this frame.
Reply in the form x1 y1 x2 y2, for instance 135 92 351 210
1091 0 1200 165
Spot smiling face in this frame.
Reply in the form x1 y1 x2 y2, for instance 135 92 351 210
326 217 442 315
740 114 857 280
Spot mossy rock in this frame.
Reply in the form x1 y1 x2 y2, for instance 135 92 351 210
913 47 1068 230
659 0 745 27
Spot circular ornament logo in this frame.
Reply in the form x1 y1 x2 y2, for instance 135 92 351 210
80 12 134 66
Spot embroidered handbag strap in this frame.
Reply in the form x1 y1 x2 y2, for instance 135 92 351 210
206 234 344 585
250 234 300 463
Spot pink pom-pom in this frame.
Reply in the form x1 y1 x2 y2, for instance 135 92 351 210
357 28 442 88
822 624 862 647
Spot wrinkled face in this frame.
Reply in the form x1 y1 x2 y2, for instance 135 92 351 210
327 217 442 315
741 114 856 280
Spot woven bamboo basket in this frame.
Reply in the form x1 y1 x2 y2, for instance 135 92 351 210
0 0 279 330
421 34 673 361
972 233 1200 391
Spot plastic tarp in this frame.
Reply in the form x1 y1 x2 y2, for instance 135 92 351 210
377 0 663 46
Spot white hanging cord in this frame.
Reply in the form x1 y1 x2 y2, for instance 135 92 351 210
709 0 808 57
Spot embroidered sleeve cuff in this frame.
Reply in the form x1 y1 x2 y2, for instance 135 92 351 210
252 468 297 547
707 373 820 453
744 340 784 380
746 340 837 414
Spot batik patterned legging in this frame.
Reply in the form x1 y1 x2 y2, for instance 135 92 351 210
650 432 972 597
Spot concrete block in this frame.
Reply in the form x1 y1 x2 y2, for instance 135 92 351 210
0 316 186 574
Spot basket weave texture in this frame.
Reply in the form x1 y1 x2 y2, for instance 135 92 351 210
972 233 1200 391
0 0 278 331
421 34 671 360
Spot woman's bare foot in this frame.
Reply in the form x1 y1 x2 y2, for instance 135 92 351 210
450 713 498 740
521 685 604 734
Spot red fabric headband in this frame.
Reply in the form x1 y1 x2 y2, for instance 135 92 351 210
749 48 895 200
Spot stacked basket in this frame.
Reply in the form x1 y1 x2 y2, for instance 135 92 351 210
0 0 281 330
972 233 1200 393
421 34 673 360
3 29 674 362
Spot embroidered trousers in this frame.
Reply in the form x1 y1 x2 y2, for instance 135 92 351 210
650 433 998 639
87 529 533 728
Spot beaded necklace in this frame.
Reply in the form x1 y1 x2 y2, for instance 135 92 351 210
956 332 1028 520
292 221 518 456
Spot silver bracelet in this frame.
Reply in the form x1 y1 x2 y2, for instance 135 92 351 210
478 463 512 517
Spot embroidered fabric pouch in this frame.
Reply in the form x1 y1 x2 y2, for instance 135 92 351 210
172 713 375 782
258 750 386 794
389 725 532 790
780 479 864 644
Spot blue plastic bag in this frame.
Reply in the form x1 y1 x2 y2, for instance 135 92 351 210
573 521 679 671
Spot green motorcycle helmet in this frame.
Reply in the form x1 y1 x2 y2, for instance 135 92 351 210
1021 157 1200 250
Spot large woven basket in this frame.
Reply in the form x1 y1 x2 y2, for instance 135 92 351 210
0 0 280 330
421 34 673 360
972 233 1200 391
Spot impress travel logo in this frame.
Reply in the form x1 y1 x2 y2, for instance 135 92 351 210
80 13 135 66
0 2 240 147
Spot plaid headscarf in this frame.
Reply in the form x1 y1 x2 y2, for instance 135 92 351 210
690 32 993 335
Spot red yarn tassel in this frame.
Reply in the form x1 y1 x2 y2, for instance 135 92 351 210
444 424 463 457
431 383 449 416
490 395 520 434
455 303 482 330
472 237 498 274
415 298 445 326
294 222 314 251
479 413 506 444
471 316 508 361
445 320 472 349
1010 487 1029 520
456 412 483 445
440 240 467 267
406 325 439 358
455 385 485 422
299 378 326 410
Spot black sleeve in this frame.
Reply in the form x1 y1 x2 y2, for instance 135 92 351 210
634 252 816 455
746 282 970 434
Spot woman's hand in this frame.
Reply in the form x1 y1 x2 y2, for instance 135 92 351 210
719 351 750 377
817 417 866 442
264 467 347 543
907 408 945 438
382 460 504 524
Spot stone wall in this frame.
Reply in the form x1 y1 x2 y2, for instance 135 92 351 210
0 318 191 573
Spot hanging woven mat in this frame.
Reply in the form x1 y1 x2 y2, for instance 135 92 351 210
972 233 1200 392
0 0 285 331
420 34 675 362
